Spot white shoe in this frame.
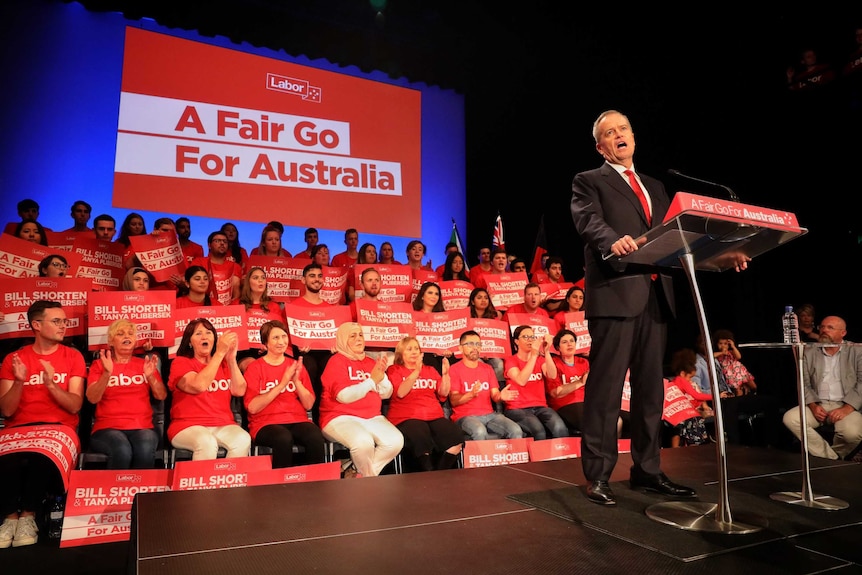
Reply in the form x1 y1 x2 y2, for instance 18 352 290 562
0 519 17 549
12 516 38 547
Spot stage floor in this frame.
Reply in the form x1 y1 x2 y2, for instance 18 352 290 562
130 444 862 575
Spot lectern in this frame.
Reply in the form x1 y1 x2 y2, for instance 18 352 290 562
612 192 808 533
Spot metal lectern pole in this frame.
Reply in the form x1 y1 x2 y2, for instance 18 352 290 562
769 343 848 510
644 253 767 534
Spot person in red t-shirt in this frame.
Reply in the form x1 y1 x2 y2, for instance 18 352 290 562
176 265 214 308
234 266 286 372
330 228 359 268
166 320 250 460
243 321 325 468
503 283 550 318
191 231 243 306
86 319 168 469
175 217 204 265
250 224 292 258
553 285 586 332
319 323 403 477
220 222 249 275
0 300 85 548
385 336 462 471
546 329 596 435
448 330 522 440
502 325 568 439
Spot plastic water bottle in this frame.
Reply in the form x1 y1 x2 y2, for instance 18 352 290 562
48 495 65 539
782 306 800 344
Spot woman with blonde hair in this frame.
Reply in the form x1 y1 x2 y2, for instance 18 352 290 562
386 336 462 471
86 319 167 468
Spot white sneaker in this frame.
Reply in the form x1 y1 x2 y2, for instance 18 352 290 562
12 516 38 547
0 519 17 549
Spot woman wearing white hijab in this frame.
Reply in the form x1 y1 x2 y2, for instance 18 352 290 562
319 323 403 477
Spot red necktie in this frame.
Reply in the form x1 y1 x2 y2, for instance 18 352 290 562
624 170 651 225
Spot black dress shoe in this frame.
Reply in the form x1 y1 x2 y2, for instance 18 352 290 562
630 472 697 498
586 480 616 505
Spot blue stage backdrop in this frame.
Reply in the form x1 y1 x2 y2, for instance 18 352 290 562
0 0 465 264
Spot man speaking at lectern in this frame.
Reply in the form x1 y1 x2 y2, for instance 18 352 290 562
570 110 727 506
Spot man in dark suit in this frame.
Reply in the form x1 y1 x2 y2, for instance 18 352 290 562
570 110 697 505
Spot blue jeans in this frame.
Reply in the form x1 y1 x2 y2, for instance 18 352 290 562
89 428 160 469
458 413 523 440
504 407 569 440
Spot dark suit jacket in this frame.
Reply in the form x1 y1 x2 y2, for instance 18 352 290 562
570 163 675 319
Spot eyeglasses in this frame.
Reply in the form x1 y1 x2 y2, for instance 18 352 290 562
519 335 537 341
461 341 482 348
50 262 69 270
34 318 69 327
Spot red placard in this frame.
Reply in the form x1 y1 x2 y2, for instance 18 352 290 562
169 305 248 356
0 233 63 278
664 192 803 231
88 290 175 349
538 282 573 303
46 230 91 252
352 299 415 347
352 264 413 302
463 318 510 359
484 272 527 311
129 231 187 283
284 303 353 350
61 469 171 547
170 455 274 490
439 279 474 311
0 277 90 339
557 311 591 355
412 308 470 354
461 438 533 468
410 268 439 303
528 437 581 461
0 424 80 490
251 461 341 486
71 236 126 291
114 28 421 236
505 312 556 340
246 255 306 302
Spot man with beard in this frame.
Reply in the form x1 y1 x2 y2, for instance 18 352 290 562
783 316 862 461
175 217 204 265
190 231 242 306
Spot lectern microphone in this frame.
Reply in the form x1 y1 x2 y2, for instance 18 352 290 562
667 169 740 202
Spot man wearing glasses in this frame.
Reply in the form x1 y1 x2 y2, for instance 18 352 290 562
0 300 86 548
448 330 523 440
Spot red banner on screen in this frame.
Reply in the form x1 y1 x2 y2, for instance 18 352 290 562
88 290 175 349
284 303 352 350
114 27 421 236
0 277 90 339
